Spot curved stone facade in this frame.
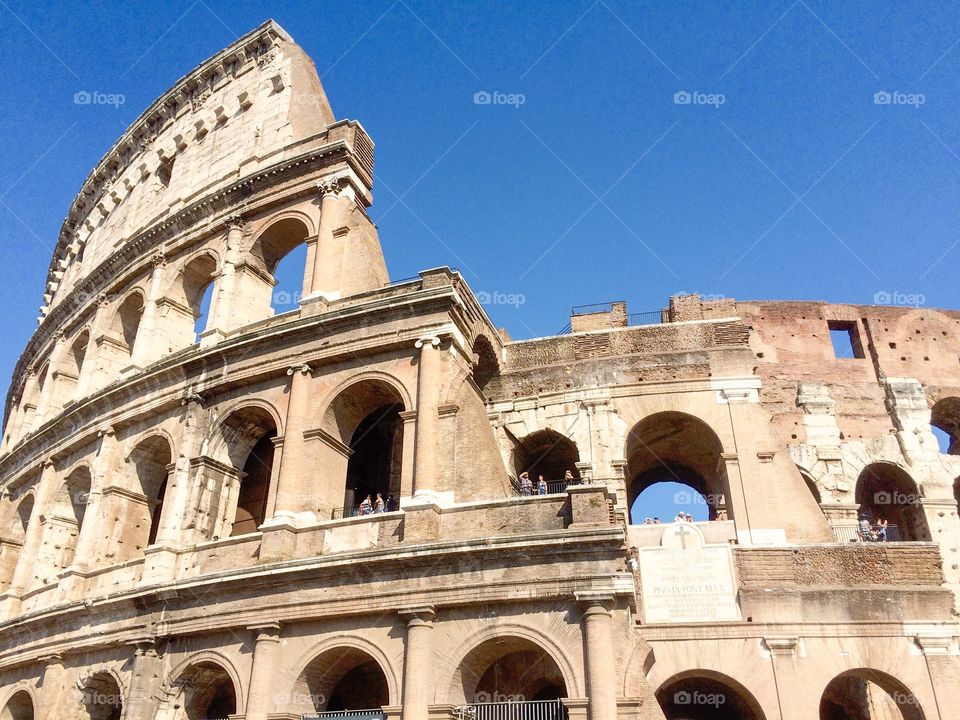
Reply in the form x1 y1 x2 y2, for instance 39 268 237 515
1 20 959 720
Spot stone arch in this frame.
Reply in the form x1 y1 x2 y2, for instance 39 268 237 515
78 668 124 720
250 215 312 275
819 668 925 720
799 466 823 505
110 289 146 353
471 334 499 394
170 250 220 344
855 462 929 541
626 411 728 522
443 624 582 703
64 328 91 400
509 429 581 486
45 464 92 572
655 669 767 720
161 654 243 720
0 688 36 720
930 397 960 455
319 374 411 517
125 432 174 548
289 637 397 712
209 403 280 536
241 213 315 317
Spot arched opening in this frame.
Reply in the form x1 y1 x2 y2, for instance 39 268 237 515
471 335 499 394
169 662 237 720
128 435 173 548
930 397 960 455
48 467 91 571
0 690 34 720
510 429 580 488
216 406 278 536
450 636 568 704
800 468 823 505
323 379 406 517
179 253 219 342
626 412 727 524
250 217 311 315
656 672 765 720
291 647 389 712
855 464 928 541
80 672 123 720
112 292 145 355
67 331 90 400
820 669 925 720
15 495 34 537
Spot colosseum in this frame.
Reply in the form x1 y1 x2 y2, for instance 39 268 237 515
0 19 958 720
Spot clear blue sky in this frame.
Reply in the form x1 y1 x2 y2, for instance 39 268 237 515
2 1 959 520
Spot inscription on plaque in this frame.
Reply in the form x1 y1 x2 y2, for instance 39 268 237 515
639 522 740 623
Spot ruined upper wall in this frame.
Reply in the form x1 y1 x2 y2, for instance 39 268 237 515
42 20 335 319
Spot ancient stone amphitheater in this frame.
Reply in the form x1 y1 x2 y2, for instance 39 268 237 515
0 19 958 720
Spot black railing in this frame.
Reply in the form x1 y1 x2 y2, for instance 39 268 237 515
830 522 902 543
511 478 578 496
627 311 664 326
460 699 567 720
556 322 572 335
303 711 386 720
571 302 616 316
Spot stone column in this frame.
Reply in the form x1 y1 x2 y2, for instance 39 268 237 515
154 392 206 547
34 332 68 424
412 337 442 500
400 607 435 720
580 597 618 720
39 653 69 718
244 622 282 720
72 311 104 400
917 634 955 719
6 369 38 446
123 638 162 720
68 427 117 574
204 216 243 343
129 253 167 370
307 178 356 299
272 364 314 518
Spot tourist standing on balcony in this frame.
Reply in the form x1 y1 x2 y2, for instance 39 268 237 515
537 476 548 495
359 495 373 515
519 472 533 495
564 469 576 486
374 493 385 513
877 517 888 541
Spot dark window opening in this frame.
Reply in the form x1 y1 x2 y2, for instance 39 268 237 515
231 435 274 535
156 157 174 188
828 321 864 359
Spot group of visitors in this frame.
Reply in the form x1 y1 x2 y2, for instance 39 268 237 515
357 493 398 515
518 469 577 496
858 514 890 542
640 509 727 524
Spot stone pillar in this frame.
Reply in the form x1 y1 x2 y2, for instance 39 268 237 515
154 392 207 547
412 337 442 500
307 178 356 299
39 653 69 718
244 622 282 720
272 364 314 518
580 597 617 720
123 638 162 720
917 634 958 719
6 369 38 446
6 460 58 602
72 317 102 400
204 216 243 344
720 452 752 544
129 253 167 370
400 607 435 720
763 638 806 720
69 427 116 573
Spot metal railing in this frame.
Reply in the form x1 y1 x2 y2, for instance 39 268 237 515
627 311 664 326
830 522 902 543
460 699 567 720
511 478 576 496
302 711 386 720
331 502 398 519
571 302 617 316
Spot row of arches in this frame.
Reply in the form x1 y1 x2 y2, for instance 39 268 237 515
0 647 930 720
4 215 316 451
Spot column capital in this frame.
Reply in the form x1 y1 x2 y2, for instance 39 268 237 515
248 621 282 642
577 593 615 615
149 251 167 269
316 175 351 198
399 606 436 625
286 363 313 377
224 212 246 230
915 634 953 656
763 637 799 657
97 425 116 438
180 389 205 407
415 336 441 350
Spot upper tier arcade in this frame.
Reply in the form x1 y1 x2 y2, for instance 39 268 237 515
3 20 385 448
